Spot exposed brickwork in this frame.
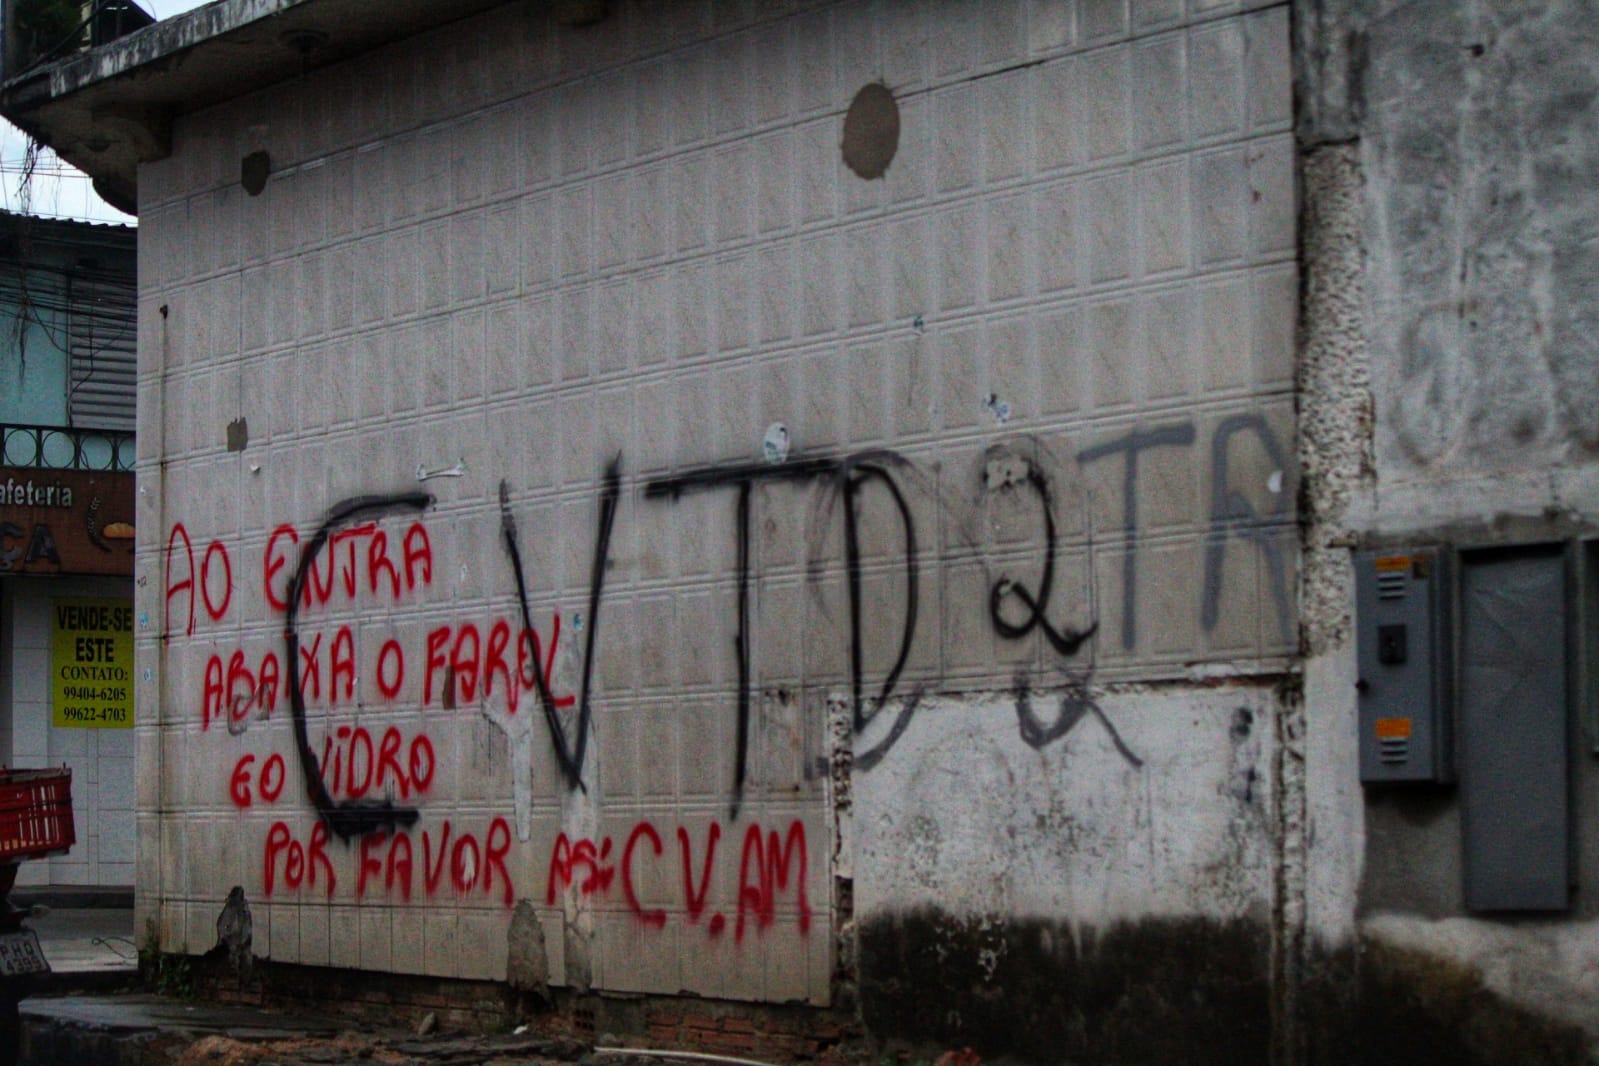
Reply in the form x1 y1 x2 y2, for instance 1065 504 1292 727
195 958 862 1060
633 1000 856 1061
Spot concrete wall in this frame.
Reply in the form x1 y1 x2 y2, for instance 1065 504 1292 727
1350 1 1599 530
134 0 1296 1055
1297 0 1599 1057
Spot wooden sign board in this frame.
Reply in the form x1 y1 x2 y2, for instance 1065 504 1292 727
0 468 135 576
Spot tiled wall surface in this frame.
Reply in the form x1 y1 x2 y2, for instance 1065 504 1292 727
134 0 1294 1004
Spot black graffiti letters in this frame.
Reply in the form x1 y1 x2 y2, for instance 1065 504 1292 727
285 492 433 842
1012 670 1143 768
982 448 1096 658
840 455 922 774
268 411 1287 827
644 455 843 815
498 459 622 793
644 452 923 811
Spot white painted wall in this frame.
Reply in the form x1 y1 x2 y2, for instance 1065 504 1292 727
854 686 1278 926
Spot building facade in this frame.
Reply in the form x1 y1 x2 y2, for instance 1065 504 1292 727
0 211 137 891
2 0 1596 1061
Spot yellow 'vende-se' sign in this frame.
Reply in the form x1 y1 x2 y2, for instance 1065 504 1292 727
51 597 133 728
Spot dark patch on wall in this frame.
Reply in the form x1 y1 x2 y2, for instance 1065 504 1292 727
1303 938 1590 1066
241 151 270 196
859 908 1270 1064
226 417 248 452
841 83 899 180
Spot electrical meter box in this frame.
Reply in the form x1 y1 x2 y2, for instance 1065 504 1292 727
1356 548 1453 783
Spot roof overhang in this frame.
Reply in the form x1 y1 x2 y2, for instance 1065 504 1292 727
0 0 517 214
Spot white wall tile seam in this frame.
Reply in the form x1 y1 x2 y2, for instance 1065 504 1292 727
143 385 1295 475
143 246 1298 371
146 121 1295 270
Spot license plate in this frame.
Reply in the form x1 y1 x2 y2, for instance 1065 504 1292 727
0 930 49 976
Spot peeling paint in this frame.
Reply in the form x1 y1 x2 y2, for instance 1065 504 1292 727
983 393 1012 425
762 423 790 465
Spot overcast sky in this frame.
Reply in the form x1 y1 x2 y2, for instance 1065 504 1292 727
2 0 210 224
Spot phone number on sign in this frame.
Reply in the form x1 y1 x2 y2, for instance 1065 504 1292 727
59 706 129 724
61 686 127 702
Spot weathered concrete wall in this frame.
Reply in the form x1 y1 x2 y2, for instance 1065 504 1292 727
1334 0 1599 536
131 0 1297 1054
854 685 1280 1060
1297 0 1599 1055
1291 141 1369 1065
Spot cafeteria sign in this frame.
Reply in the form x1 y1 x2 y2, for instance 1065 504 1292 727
51 598 133 728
